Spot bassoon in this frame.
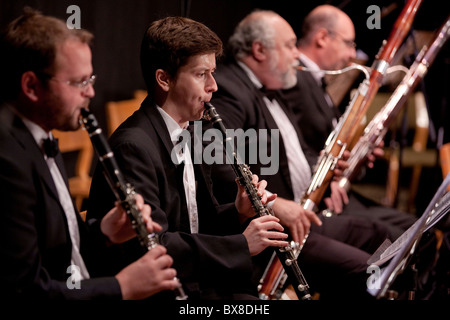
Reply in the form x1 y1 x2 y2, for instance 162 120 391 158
339 15 450 193
301 0 423 213
79 108 188 300
258 0 424 299
203 102 312 300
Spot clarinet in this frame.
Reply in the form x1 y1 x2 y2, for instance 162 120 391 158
203 102 312 300
79 108 188 300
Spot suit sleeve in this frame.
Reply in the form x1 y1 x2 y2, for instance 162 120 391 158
0 144 121 300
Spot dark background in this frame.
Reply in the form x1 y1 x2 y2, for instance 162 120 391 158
1 0 447 125
1 0 449 214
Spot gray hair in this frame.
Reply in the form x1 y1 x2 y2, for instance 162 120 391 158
228 10 277 60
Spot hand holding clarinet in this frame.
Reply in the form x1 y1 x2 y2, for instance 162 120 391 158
80 108 188 300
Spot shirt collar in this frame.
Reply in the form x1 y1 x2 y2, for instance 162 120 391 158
156 106 187 145
299 53 324 86
21 117 52 151
237 61 264 90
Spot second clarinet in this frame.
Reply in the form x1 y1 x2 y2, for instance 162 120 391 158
79 108 187 300
203 102 312 300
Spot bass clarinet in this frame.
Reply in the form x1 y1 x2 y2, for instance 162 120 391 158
257 0 424 298
79 108 188 300
203 102 312 300
340 14 450 194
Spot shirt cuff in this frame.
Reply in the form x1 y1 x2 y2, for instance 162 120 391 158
265 190 276 209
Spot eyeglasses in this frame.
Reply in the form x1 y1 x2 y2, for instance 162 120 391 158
41 73 97 90
53 74 97 90
327 30 356 49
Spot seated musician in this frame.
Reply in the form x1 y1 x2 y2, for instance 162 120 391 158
87 16 288 300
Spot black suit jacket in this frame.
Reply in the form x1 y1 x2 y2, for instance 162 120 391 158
0 105 120 299
281 68 340 156
87 98 255 298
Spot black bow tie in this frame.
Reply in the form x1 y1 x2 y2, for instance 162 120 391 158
43 137 60 158
260 86 278 101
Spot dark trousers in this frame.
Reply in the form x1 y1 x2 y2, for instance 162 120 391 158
253 213 390 300
342 191 417 240
299 214 390 300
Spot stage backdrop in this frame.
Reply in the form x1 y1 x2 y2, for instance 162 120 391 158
1 0 448 213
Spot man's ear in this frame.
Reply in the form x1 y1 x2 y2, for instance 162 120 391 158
315 28 329 48
155 69 171 92
21 71 41 102
252 41 267 62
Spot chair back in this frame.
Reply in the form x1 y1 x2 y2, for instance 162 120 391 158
105 90 146 135
52 128 93 211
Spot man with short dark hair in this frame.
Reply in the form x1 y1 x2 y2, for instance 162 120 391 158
88 16 287 300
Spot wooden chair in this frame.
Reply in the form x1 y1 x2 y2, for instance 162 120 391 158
79 210 87 222
440 142 450 192
52 128 93 211
133 89 147 102
379 91 437 211
105 90 146 135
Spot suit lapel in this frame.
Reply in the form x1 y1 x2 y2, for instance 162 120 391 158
230 63 287 135
9 113 62 203
227 63 258 94
231 64 294 193
54 152 70 188
301 70 336 122
141 99 182 165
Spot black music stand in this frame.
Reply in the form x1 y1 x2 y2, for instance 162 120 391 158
368 172 450 299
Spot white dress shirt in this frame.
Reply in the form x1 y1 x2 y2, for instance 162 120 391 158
238 62 312 203
22 119 90 280
157 106 199 233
